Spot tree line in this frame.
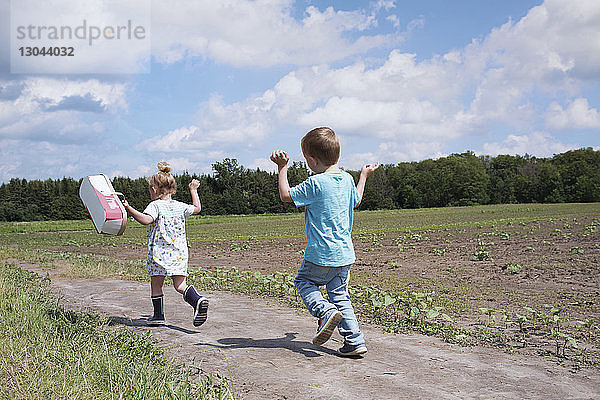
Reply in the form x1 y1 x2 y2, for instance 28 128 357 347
0 148 598 222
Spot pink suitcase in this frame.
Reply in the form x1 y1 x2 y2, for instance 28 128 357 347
79 174 127 235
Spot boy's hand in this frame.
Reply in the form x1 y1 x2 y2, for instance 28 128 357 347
355 162 380 207
271 150 292 202
361 162 380 177
270 150 289 169
189 179 200 191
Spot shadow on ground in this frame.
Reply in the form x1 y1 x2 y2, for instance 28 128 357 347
198 332 342 358
108 315 201 335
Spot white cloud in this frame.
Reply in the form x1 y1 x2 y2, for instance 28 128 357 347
23 78 128 111
133 164 153 178
10 0 150 74
373 0 396 13
341 140 445 170
442 0 600 133
164 0 600 148
0 77 127 142
163 158 204 174
545 98 600 130
153 0 600 155
138 93 272 156
298 96 444 139
0 76 133 180
109 170 127 179
482 132 577 157
248 157 277 172
146 48 474 155
0 139 19 179
340 151 376 170
111 159 215 182
151 0 402 67
148 0 600 159
376 141 445 162
0 138 104 181
386 15 400 28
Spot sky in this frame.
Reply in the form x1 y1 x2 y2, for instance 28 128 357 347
0 0 599 181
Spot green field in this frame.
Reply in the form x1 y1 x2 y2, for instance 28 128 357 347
2 202 598 243
1 202 599 378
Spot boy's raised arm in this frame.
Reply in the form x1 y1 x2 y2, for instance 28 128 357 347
270 150 293 203
355 163 380 207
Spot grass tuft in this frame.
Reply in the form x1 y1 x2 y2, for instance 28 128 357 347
0 263 236 399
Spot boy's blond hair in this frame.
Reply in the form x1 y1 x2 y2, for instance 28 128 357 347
148 161 177 197
301 127 340 166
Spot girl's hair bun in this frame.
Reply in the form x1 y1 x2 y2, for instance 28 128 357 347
157 161 171 174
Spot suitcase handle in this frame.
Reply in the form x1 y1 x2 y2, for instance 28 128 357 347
114 192 128 205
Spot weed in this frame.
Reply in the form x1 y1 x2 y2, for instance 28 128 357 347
570 246 585 255
430 248 446 256
477 307 496 326
503 262 523 274
410 233 430 241
514 313 529 346
583 224 597 236
230 241 251 251
471 239 494 261
576 319 599 341
358 232 385 247
551 229 562 236
552 330 578 358
471 248 491 261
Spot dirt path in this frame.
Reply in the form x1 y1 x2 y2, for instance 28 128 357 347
44 275 599 400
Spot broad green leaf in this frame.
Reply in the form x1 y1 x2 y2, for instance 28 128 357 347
441 313 453 322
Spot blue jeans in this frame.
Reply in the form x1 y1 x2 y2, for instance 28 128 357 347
294 259 365 346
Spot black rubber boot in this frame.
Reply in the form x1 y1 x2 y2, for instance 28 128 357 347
183 285 209 327
147 294 165 326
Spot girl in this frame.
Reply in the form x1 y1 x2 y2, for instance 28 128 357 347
124 161 208 327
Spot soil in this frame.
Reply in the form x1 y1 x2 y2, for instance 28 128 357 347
67 217 600 315
39 216 600 399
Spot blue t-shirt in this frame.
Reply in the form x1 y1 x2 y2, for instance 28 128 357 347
289 171 361 267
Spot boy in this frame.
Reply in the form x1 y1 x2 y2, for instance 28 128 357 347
270 127 379 356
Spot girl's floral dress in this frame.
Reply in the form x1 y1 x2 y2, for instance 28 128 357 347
143 199 195 276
